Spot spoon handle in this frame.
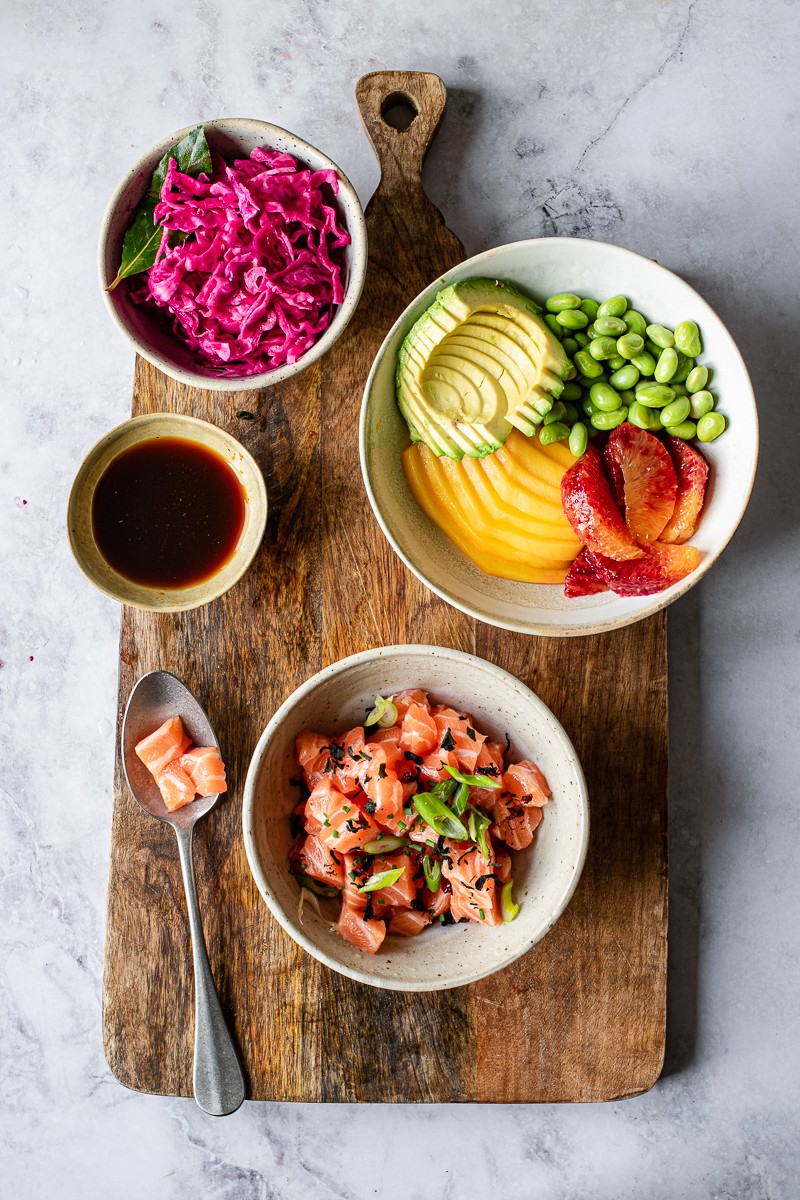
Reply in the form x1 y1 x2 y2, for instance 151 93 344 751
174 824 246 1115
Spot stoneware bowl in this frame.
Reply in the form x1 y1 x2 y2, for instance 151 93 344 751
67 412 267 611
360 237 758 636
99 117 368 392
242 644 589 991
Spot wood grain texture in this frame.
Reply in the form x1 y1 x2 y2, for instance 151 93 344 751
103 71 667 1103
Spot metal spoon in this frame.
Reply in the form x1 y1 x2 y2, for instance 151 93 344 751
122 670 246 1116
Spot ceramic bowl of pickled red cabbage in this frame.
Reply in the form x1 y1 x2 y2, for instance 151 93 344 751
99 118 367 392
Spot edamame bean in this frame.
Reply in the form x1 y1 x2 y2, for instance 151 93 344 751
646 338 662 358
686 365 709 393
574 330 590 347
582 396 598 417
646 323 674 349
623 309 647 336
671 382 688 397
665 420 697 440
632 351 656 376
578 373 603 388
591 407 628 431
607 355 626 371
671 352 694 383
569 421 589 457
574 349 604 378
580 298 599 320
654 347 679 383
561 381 583 402
544 314 563 338
556 308 589 330
688 389 715 420
659 397 691 427
674 320 702 357
589 336 619 361
610 363 640 391
697 412 727 442
562 401 581 425
539 421 571 445
618 389 637 407
544 401 567 425
594 315 628 337
628 400 663 431
585 323 597 338
590 382 622 412
636 383 676 408
617 333 645 359
562 336 580 357
586 423 601 438
545 293 581 312
598 295 628 318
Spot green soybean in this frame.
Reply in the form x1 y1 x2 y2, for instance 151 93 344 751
591 407 628 431
665 420 698 440
574 349 604 378
618 389 637 407
562 401 581 425
636 383 676 408
578 373 603 389
607 355 626 371
598 295 628 317
574 330 590 347
646 323 674 349
556 308 589 330
628 400 663 431
674 320 702 357
544 314 563 338
659 397 691 426
561 381 583 402
544 401 567 425
580 298 599 320
562 336 580 357
590 382 622 412
617 333 645 359
655 347 679 383
697 412 727 442
671 352 694 383
671 382 688 397
588 336 619 361
585 323 597 338
539 421 571 445
569 421 589 457
594 315 628 337
686 365 709 393
545 292 581 312
688 389 715 419
581 397 598 417
645 338 662 358
632 351 656 376
610 364 640 391
623 309 647 336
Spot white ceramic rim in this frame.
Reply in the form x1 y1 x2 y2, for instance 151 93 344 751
359 236 760 636
98 117 368 392
241 643 590 991
66 412 268 611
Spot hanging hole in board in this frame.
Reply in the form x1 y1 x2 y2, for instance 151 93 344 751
381 93 418 132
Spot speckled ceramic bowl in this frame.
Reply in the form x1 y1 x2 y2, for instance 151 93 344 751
99 118 367 392
360 237 758 636
242 644 589 991
67 413 267 611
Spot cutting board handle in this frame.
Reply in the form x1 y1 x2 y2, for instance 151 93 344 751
356 70 447 187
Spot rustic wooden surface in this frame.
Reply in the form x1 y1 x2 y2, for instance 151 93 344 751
103 71 668 1103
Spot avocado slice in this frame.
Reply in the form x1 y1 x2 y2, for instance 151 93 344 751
396 278 570 459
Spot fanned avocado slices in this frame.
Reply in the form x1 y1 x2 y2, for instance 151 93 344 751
396 278 570 460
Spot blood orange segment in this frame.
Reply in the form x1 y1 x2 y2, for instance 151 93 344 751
587 542 701 596
604 423 678 545
660 436 709 544
564 547 608 597
561 443 644 561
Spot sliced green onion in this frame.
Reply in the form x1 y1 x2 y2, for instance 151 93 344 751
443 764 502 789
452 781 470 816
365 694 398 728
467 807 492 860
428 778 457 801
422 855 442 892
363 836 413 854
358 866 405 893
413 792 469 841
500 879 520 923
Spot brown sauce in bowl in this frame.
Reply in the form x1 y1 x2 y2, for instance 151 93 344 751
91 437 246 589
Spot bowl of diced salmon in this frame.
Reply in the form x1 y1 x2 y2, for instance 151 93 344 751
242 644 589 991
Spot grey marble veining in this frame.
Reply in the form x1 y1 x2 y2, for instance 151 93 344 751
2 0 799 1196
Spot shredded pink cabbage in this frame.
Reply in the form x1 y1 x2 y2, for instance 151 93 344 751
130 147 351 375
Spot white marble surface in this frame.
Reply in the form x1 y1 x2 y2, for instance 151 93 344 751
2 0 799 1195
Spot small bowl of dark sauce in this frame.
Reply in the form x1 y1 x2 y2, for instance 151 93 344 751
68 414 267 610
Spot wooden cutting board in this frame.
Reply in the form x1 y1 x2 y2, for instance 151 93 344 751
103 71 667 1103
